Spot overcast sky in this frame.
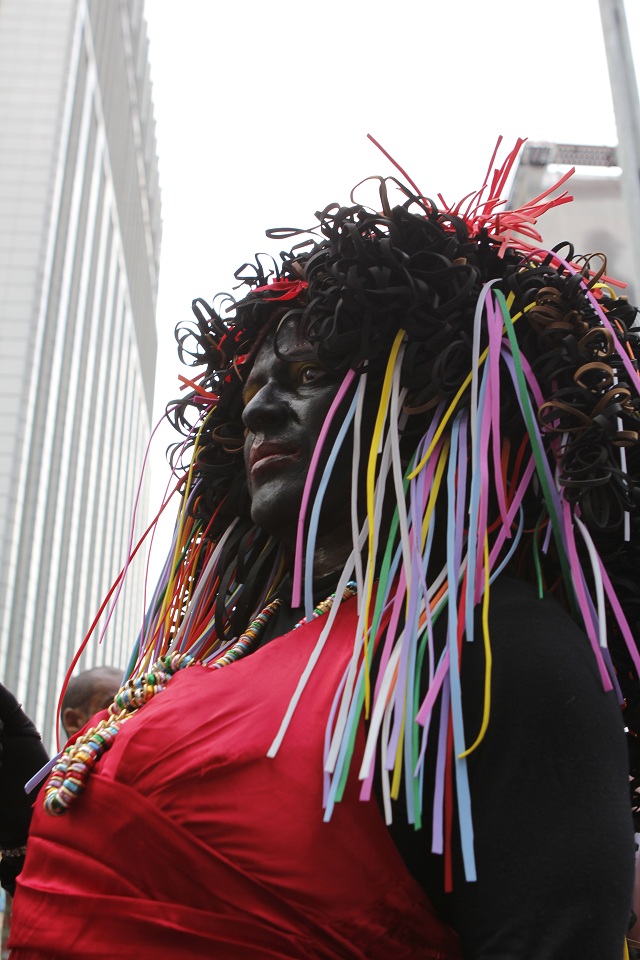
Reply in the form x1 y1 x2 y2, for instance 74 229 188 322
141 0 640 575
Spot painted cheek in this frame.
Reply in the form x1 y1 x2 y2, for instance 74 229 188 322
243 437 253 491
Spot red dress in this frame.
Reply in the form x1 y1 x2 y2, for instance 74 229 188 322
10 597 460 959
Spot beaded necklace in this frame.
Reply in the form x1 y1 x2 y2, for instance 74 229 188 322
44 583 357 816
293 581 357 628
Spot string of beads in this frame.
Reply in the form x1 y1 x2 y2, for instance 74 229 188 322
211 599 281 668
44 586 356 816
293 582 357 628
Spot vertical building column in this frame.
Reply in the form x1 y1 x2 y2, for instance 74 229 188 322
599 0 640 289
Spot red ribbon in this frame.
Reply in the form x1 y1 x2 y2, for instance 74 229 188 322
251 278 308 301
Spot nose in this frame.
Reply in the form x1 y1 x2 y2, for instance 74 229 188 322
242 381 290 434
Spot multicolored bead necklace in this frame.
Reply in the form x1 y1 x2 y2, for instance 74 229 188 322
293 581 357 628
44 584 356 816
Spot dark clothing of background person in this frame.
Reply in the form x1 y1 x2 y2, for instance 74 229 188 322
0 684 48 897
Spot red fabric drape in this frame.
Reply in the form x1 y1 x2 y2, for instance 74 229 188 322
11 598 460 960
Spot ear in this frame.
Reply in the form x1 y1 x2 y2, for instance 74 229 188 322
62 707 86 738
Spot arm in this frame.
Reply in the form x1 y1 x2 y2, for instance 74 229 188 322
0 683 49 895
447 579 634 959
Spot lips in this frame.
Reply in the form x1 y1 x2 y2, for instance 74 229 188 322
248 440 301 478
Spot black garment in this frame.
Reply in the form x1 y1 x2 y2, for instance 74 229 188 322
265 575 635 959
0 683 49 896
388 576 635 959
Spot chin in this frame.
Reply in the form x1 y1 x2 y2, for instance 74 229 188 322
249 484 301 541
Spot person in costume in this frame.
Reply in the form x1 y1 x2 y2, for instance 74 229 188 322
6 140 640 958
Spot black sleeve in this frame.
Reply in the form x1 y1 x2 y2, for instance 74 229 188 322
0 683 50 896
446 578 635 959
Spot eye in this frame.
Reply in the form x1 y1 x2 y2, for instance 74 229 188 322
297 363 325 385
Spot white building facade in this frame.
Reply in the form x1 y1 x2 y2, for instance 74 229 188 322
0 0 161 746
508 141 636 303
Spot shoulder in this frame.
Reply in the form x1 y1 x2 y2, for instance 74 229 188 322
481 574 606 687
461 574 625 751
486 574 588 642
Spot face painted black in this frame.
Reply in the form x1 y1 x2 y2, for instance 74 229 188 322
242 321 354 568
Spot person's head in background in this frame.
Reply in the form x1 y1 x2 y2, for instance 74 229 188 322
60 666 122 738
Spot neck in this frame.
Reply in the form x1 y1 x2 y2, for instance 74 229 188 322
311 532 353 581
278 529 352 601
